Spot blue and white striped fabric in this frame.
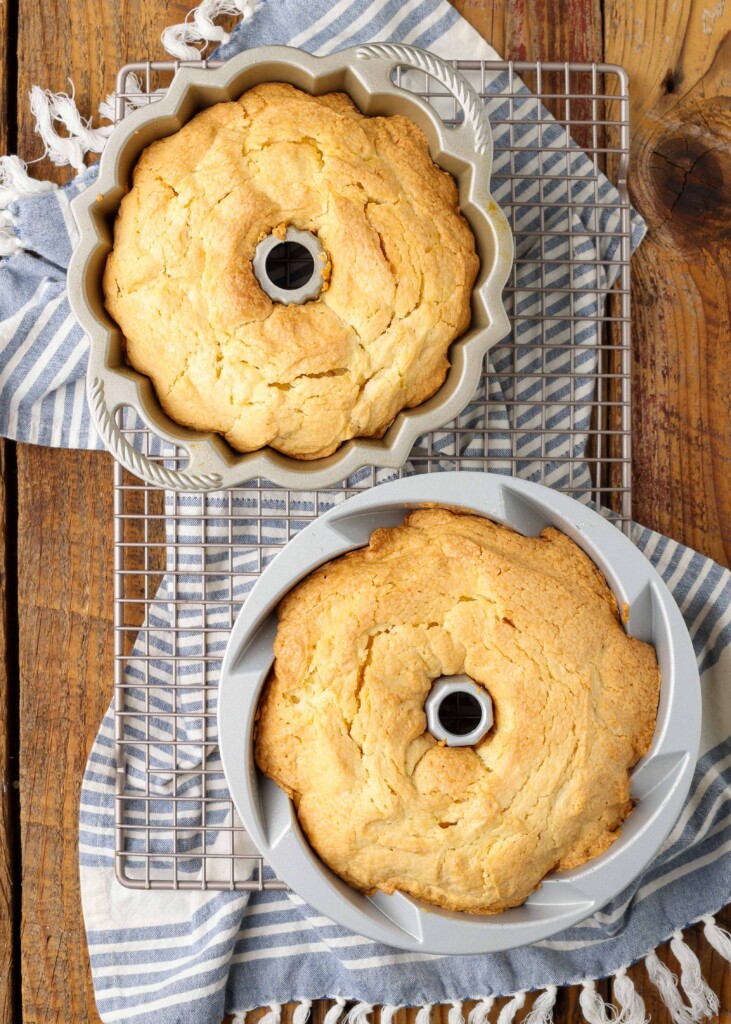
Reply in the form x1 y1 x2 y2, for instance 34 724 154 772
1 1 729 1022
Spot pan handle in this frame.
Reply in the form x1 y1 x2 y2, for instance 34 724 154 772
355 43 492 160
88 377 224 491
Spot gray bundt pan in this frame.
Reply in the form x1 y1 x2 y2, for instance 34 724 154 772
68 44 513 491
218 472 701 954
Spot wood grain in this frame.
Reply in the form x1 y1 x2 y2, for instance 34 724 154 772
5 0 730 1022
455 0 602 64
13 5 189 1022
15 450 113 1024
602 0 731 1010
0 438 15 1024
604 0 731 564
0 0 16 1017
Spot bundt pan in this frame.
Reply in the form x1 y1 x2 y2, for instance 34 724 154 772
68 44 513 491
218 472 701 954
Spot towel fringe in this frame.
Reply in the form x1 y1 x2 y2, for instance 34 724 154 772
257 1004 282 1024
496 992 526 1024
228 924 727 1024
702 914 731 963
161 0 260 60
29 84 113 171
645 951 696 1024
345 1003 374 1024
323 998 348 1024
0 155 57 254
415 1005 433 1024
292 999 313 1024
257 1005 282 1024
467 997 494 1024
0 154 56 204
613 968 648 1024
579 980 615 1024
447 1000 464 1024
669 931 719 1021
523 985 557 1024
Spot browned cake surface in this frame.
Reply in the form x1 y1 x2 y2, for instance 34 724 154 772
255 508 660 913
104 83 478 459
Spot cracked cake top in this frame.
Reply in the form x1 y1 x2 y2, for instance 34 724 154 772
255 507 660 913
103 82 479 459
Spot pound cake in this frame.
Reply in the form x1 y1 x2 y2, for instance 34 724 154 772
255 508 660 914
103 83 479 460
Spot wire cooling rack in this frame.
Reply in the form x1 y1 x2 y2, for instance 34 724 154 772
113 58 633 890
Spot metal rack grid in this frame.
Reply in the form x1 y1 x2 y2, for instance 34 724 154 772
113 58 633 890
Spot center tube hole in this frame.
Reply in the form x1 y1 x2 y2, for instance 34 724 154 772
437 690 484 737
264 241 316 291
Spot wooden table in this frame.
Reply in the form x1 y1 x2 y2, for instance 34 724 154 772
0 1 729 1021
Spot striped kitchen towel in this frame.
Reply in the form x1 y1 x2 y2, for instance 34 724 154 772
1 1 730 1023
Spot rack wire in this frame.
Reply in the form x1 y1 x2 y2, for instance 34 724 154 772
113 58 633 890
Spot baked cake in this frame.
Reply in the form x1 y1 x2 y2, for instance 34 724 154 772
255 508 660 913
103 84 478 459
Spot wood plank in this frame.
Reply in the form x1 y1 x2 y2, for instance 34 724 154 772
0 439 16 1024
0 0 17 1018
13 4 187 1022
454 0 602 63
16 449 113 1024
603 0 731 1010
603 0 731 1018
604 0 731 564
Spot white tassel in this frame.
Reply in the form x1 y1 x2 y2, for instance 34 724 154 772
29 84 112 171
161 0 259 60
292 1000 313 1024
97 92 118 123
0 154 56 203
380 1007 403 1024
448 1002 464 1024
345 1004 373 1024
323 998 347 1024
415 1006 433 1024
669 931 719 1020
496 993 526 1024
579 980 614 1024
613 968 648 1024
258 1004 283 1024
645 951 695 1024
702 914 731 962
0 155 57 256
468 997 495 1024
523 986 557 1024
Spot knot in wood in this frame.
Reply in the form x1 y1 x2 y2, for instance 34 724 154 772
637 97 731 253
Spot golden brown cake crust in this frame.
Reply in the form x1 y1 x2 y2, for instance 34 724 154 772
255 508 660 914
103 83 479 459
